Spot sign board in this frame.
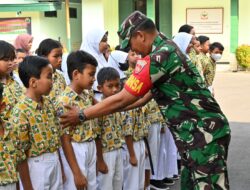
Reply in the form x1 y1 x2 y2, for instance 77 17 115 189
186 8 223 34
0 17 31 44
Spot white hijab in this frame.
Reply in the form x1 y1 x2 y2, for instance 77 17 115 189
108 50 128 79
173 32 193 57
80 28 108 91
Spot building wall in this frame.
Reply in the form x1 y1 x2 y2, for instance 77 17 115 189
172 0 231 62
0 11 41 52
0 2 82 52
81 0 119 48
239 0 250 45
39 2 82 51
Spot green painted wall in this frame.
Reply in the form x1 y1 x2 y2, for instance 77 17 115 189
238 0 250 45
230 0 238 53
159 0 172 37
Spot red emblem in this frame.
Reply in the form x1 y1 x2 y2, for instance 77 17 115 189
135 60 147 74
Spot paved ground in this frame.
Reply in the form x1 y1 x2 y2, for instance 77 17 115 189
152 71 250 190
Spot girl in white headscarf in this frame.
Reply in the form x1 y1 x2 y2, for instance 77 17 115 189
80 28 109 94
173 32 194 58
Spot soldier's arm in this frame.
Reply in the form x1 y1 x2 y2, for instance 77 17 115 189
123 91 153 111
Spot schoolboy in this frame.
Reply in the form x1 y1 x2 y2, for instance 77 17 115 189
13 48 26 86
0 83 19 190
95 67 123 190
55 50 98 190
10 56 63 190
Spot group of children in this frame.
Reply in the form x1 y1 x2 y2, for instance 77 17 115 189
0 35 178 190
178 24 225 95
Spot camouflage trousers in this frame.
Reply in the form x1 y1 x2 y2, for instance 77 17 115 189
168 118 231 190
179 135 230 190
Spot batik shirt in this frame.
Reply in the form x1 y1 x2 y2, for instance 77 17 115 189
10 96 61 161
144 99 165 124
0 124 18 185
123 107 148 142
124 34 230 153
1 76 23 122
55 86 96 142
47 70 66 105
198 53 216 87
96 111 123 153
189 49 204 80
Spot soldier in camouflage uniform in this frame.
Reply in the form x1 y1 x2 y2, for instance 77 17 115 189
60 11 231 190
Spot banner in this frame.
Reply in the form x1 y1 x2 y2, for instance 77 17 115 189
0 17 31 43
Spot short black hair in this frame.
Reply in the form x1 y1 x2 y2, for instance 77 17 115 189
132 18 156 37
16 48 26 54
0 40 16 61
36 38 62 57
178 24 194 34
97 67 120 86
0 83 3 100
18 56 50 88
197 35 210 45
209 42 224 51
67 50 98 80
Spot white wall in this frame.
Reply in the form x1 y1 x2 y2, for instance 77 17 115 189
238 0 250 45
0 2 82 52
0 11 41 53
81 0 119 48
81 0 104 39
39 2 82 51
172 0 231 62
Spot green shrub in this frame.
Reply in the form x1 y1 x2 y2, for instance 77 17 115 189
236 45 250 68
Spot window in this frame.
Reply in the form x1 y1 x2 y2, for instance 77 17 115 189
44 11 57 17
69 8 77 19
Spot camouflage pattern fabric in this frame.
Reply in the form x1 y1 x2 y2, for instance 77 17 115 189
150 34 230 190
119 11 231 189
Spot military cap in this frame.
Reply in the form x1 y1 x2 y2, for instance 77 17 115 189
117 11 148 49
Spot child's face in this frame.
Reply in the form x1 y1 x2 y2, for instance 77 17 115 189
0 59 13 76
47 48 63 70
13 52 26 70
99 35 109 54
98 78 121 98
15 52 26 64
27 39 33 51
77 64 96 90
193 40 202 54
210 47 223 55
201 40 210 54
34 64 53 96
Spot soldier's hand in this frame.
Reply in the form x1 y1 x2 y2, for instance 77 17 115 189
129 155 138 166
60 105 80 128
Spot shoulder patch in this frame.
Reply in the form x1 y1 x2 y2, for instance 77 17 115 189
135 59 148 74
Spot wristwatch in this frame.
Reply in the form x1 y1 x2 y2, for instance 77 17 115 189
78 109 86 122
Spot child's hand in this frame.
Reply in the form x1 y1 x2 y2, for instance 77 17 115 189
160 127 165 134
97 160 109 174
73 172 87 189
62 170 66 184
129 155 138 166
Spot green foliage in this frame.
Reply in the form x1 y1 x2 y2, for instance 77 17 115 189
236 45 250 68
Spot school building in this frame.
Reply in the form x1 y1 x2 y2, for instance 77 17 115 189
0 0 249 69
